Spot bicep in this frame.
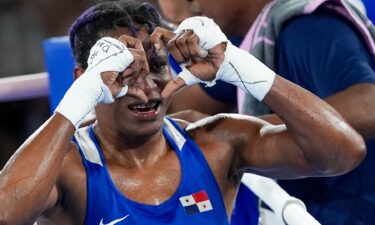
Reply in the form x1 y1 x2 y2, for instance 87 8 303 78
238 123 317 179
208 116 317 179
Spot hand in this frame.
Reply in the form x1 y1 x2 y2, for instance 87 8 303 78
157 16 275 102
164 29 226 98
150 18 227 99
100 35 149 102
84 36 134 103
55 36 147 128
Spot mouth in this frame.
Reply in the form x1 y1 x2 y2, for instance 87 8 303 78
128 100 160 112
128 100 161 121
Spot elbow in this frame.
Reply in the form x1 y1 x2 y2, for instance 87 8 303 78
340 131 367 173
318 129 367 176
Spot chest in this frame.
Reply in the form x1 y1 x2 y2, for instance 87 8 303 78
108 152 182 205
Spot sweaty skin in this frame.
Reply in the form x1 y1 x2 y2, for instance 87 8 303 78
159 0 375 140
0 26 366 225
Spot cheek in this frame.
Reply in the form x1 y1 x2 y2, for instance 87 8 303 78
158 70 173 88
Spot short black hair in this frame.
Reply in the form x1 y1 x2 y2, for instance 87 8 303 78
69 0 161 69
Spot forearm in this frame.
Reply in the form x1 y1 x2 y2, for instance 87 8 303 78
0 113 74 224
325 83 375 139
258 83 375 138
263 76 366 174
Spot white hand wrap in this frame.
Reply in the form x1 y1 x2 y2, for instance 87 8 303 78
175 16 227 57
174 16 276 101
55 37 134 128
217 44 276 101
174 16 227 87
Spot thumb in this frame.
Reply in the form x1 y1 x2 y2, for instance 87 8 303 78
115 85 128 98
162 77 187 99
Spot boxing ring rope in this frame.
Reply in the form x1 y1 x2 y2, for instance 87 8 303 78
0 72 49 102
242 174 321 225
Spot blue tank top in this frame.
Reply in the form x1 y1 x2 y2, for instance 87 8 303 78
73 117 229 225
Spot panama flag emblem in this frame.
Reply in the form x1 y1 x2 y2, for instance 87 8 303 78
179 190 213 216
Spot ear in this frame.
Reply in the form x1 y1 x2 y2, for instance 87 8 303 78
73 66 85 80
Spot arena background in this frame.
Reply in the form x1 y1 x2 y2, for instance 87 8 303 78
0 0 159 167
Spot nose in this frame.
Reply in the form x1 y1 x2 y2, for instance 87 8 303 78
134 75 157 95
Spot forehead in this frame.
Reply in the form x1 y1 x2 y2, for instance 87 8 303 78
104 26 169 59
106 25 150 41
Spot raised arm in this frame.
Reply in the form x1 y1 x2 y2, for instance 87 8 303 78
259 83 375 139
151 16 366 179
0 36 143 224
249 76 365 178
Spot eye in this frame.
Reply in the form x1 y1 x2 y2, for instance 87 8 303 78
150 58 168 73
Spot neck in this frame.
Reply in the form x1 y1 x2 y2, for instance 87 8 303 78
93 123 168 168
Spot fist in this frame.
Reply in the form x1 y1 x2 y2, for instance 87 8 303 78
150 17 228 98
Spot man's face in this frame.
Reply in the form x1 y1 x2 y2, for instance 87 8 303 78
95 26 173 138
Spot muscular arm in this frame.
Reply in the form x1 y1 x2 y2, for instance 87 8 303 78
0 114 74 224
152 19 366 179
194 76 366 179
252 76 365 178
259 83 375 139
325 83 375 138
0 36 141 225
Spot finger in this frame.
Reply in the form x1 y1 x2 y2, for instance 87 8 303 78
207 42 227 55
187 33 202 61
127 86 148 102
161 77 186 99
150 27 176 50
167 32 187 64
123 67 135 78
101 71 119 86
175 30 194 60
131 50 150 80
118 70 135 87
118 35 145 51
115 85 129 98
128 55 142 76
100 71 126 98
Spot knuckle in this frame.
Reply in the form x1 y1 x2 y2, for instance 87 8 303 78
176 37 186 46
167 43 176 52
187 36 197 45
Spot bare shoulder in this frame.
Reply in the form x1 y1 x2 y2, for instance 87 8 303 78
41 141 87 225
181 114 276 190
58 141 86 193
184 113 288 153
